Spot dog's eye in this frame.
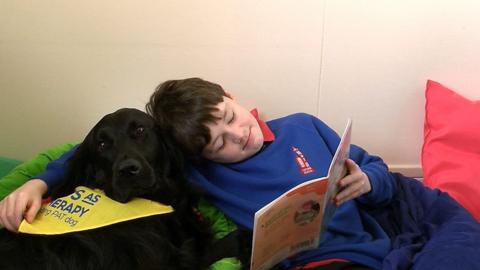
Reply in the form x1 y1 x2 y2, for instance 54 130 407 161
97 141 107 152
134 126 145 137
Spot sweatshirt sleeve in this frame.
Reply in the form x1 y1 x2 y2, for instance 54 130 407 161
0 143 78 200
33 145 79 190
310 115 396 206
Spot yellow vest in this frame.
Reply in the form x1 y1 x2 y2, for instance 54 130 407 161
19 186 174 235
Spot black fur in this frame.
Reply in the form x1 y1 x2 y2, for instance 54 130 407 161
0 108 239 270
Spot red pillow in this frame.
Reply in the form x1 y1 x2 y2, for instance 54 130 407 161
422 80 480 222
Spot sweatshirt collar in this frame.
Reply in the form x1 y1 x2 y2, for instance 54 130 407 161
250 108 275 142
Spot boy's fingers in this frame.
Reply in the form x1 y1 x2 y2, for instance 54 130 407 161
345 159 359 172
25 199 41 224
0 216 12 232
338 189 362 205
338 160 360 187
338 174 356 187
1 199 17 232
335 160 371 205
13 197 28 230
336 180 365 204
0 203 6 229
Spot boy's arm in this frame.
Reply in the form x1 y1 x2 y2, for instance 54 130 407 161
33 145 78 191
310 116 396 206
0 143 77 231
0 143 78 200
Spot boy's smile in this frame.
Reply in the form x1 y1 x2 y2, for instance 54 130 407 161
202 96 264 163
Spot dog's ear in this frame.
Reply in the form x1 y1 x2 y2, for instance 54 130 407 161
153 127 206 213
161 129 186 180
150 127 189 203
50 133 96 198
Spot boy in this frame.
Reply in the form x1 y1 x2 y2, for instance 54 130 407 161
146 78 395 269
0 78 395 269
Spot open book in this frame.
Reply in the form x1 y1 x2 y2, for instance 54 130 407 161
250 119 352 270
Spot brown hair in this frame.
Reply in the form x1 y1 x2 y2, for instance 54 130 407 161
146 78 226 157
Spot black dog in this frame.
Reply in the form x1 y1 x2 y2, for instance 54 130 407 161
0 108 240 270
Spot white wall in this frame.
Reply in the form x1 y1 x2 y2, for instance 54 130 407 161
319 0 480 176
1 0 480 177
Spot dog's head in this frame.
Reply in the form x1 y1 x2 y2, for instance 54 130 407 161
52 108 186 204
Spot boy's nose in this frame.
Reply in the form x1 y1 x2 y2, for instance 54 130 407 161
227 127 246 144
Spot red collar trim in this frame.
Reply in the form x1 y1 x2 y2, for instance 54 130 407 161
289 259 349 269
250 108 275 142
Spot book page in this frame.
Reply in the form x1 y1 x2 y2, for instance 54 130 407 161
319 119 352 237
250 119 352 270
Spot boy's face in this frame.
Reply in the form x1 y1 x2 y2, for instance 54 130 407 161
202 96 264 163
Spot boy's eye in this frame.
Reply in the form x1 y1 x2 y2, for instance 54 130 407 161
218 143 225 151
217 139 225 152
228 112 236 124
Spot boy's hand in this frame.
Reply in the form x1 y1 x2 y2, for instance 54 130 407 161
0 179 47 232
334 159 371 206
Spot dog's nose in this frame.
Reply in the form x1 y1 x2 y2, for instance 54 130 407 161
118 159 142 176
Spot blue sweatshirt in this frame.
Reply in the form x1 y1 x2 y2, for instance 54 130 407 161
189 113 396 269
37 113 396 269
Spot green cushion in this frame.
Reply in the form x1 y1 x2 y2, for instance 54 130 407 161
0 157 22 178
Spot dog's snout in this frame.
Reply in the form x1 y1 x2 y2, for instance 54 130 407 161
117 159 142 176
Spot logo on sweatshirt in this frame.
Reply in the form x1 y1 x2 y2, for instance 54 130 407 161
292 146 315 175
